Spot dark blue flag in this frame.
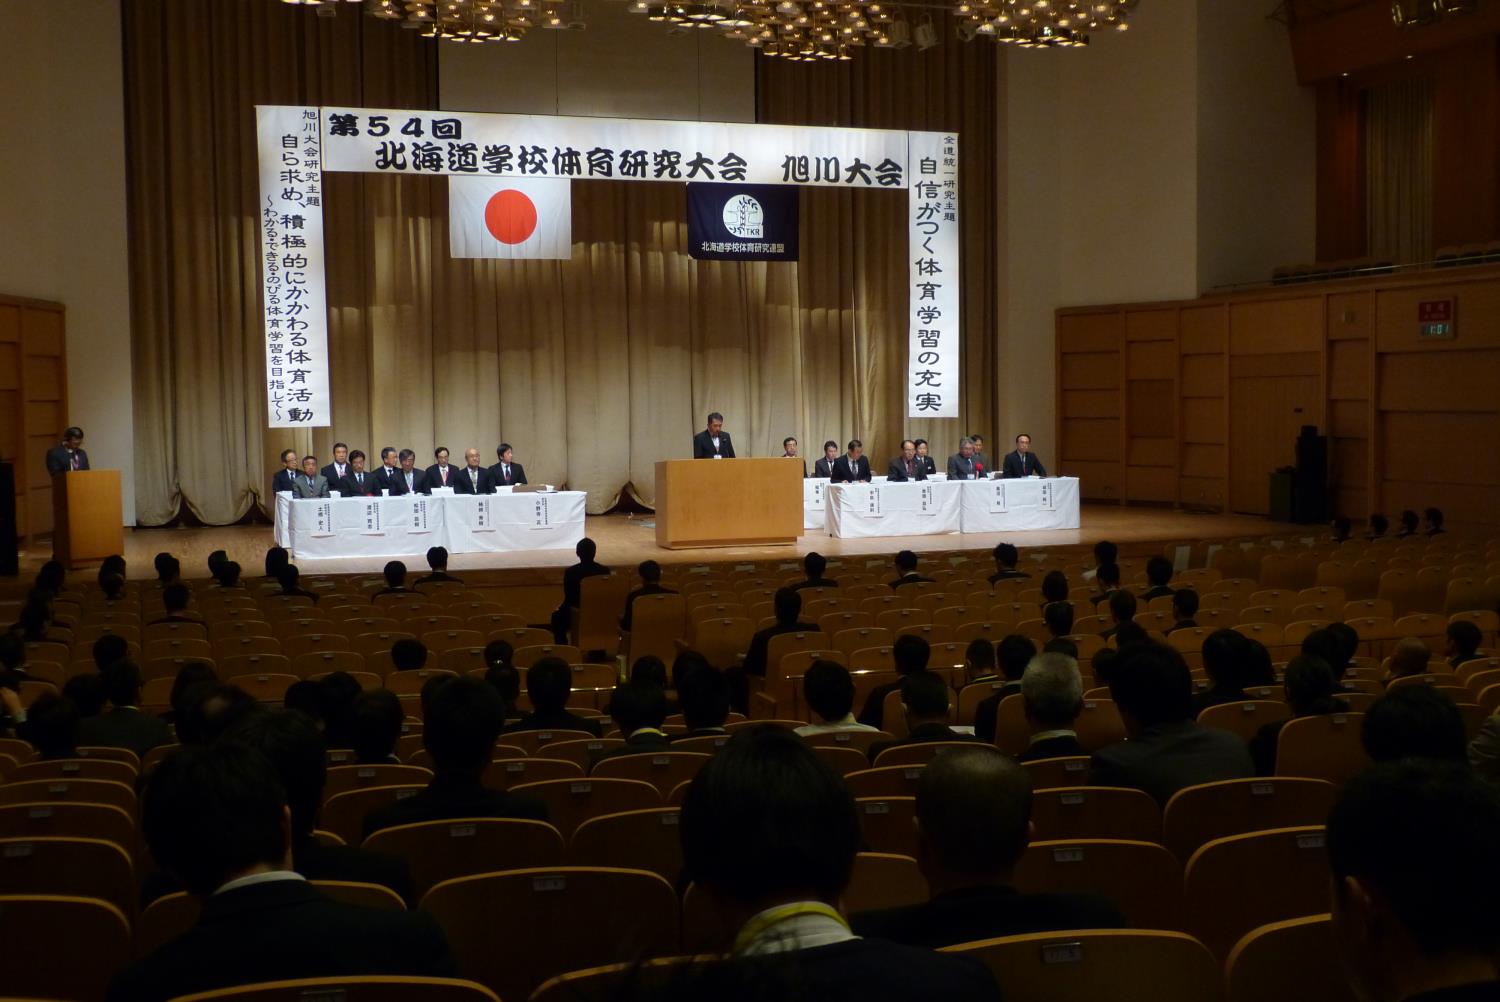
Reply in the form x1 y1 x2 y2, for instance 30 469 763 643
687 182 799 261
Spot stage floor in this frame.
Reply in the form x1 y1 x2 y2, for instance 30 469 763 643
14 505 1302 582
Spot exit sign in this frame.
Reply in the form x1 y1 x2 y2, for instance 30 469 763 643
1418 298 1456 339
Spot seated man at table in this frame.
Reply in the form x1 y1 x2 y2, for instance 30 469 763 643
340 450 378 496
1000 433 1047 478
424 447 457 491
988 542 1029 583
620 559 675 632
793 551 839 590
396 449 427 495
452 448 495 495
914 438 938 476
292 456 330 499
887 440 927 482
413 546 461 589
866 671 982 762
831 439 872 483
851 745 1122 948
490 443 527 487
508 657 603 737
272 449 299 495
889 550 936 589
373 447 405 495
813 440 839 479
320 442 351 487
947 438 982 481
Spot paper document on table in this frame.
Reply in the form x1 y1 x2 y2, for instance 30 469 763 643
531 495 552 529
471 497 495 532
988 481 1008 514
917 484 938 515
359 501 384 535
309 501 335 537
409 499 432 534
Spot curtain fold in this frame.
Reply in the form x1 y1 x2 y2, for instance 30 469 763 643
125 0 998 524
1365 76 1434 264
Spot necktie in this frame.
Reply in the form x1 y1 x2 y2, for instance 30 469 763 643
470 469 477 487
306 476 313 489
357 473 363 486
504 465 511 483
70 452 78 471
406 473 413 490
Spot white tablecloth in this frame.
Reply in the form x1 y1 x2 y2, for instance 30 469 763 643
824 481 963 539
273 491 587 559
957 477 1081 532
803 478 828 530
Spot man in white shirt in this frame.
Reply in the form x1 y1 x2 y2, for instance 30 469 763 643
795 661 879 736
452 448 495 495
424 447 456 491
692 412 736 459
319 442 350 486
489 443 528 486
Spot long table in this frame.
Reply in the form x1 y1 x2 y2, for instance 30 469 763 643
273 490 588 559
822 477 1081 538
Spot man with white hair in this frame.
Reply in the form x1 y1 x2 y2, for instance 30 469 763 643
1018 652 1085 762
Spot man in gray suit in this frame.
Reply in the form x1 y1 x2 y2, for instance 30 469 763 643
292 456 331 498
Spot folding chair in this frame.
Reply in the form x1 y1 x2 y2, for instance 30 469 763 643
503 728 599 757
1022 755 1092 789
1274 712 1369 785
514 645 583 669
1161 777 1336 864
811 743 871 775
1226 914 1355 1002
1197 700 1291 743
800 728 893 757
940 929 1219 1002
0 895 131 1001
1074 698 1127 751
590 751 710 795
575 575 631 653
6 757 138 786
540 738 624 772
319 784 426 846
322 763 433 800
872 740 984 768
363 817 565 899
0 801 135 857
625 594 688 665
482 757 583 791
568 807 684 882
1014 838 1182 930
1184 826 1332 960
0 778 138 817
507 777 660 837
845 851 928 914
1028 786 1161 844
844 764 925 799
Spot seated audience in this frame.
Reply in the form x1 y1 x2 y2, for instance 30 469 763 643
1387 638 1433 681
670 727 997 1000
630 655 670 690
212 560 243 589
98 572 127 602
550 537 609 645
1326 622 1360 682
960 638 999 687
1447 621 1484 671
672 649 713 690
149 583 200 625
889 550 936 589
19 693 80 760
389 638 429 673
858 635 932 731
176 684 259 746
1192 629 1250 714
974 635 1037 743
1331 516 1353 543
1242 636 1277 688
263 546 290 581
319 672 363 749
91 633 129 672
205 549 226 578
1362 686 1467 765
1248 655 1348 776
793 552 839 590
620 559 675 632
988 543 1029 583
165 662 219 727
351 689 403 764
1090 562 1122 606
508 657 602 736
1327 760 1500 1002
276 565 320 603
413 546 461 588
852 746 1122 947
1090 540 1118 578
282 680 326 728
110 743 452 1002
1091 642 1253 803
1365 513 1388 540
153 552 182 585
483 662 521 722
483 639 514 670
1424 507 1445 536
1043 636 1080 660
78 659 173 756
677 666 731 736
63 673 107 720
867 672 980 762
1141 556 1175 600
795 661 879 736
1110 620 1150 650
1395 509 1420 538
1167 588 1199 634
1040 569 1069 605
1018 652 1086 762
742 588 819 679
1043 599 1075 640
363 677 546 839
594 680 673 766
372 560 409 599
1101 589 1136 640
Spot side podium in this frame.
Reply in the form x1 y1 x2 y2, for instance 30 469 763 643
52 470 123 568
654 458 803 549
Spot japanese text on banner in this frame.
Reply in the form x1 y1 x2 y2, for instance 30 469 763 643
907 131 960 419
257 106 331 428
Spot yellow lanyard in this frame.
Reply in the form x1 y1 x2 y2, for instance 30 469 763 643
732 902 849 955
631 728 668 739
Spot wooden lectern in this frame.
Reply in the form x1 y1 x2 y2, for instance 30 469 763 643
655 458 803 549
52 470 124 568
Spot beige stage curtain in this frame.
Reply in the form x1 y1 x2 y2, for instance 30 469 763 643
125 0 998 525
1365 76 1435 264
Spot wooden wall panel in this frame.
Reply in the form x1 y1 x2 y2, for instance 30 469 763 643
1127 381 1174 438
1181 444 1224 479
1062 419 1121 464
1378 350 1500 412
1060 353 1120 390
1127 340 1176 378
1126 467 1176 503
1229 374 1323 515
1057 312 1123 353
1327 291 1374 341
1062 461 1124 502
1376 282 1500 353
1124 309 1176 343
1127 439 1174 468
1180 355 1225 397
1229 299 1324 355
1179 306 1227 355
1 295 68 541
1327 339 1369 400
1381 413 1500 486
1329 400 1368 440
1060 390 1119 419
1181 399 1225 443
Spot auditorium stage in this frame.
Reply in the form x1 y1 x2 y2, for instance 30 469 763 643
14 505 1305 582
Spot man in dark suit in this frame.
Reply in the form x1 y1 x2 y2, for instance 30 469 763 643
550 537 610 644
372 447 406 495
592 680 673 768
782 437 808 477
363 677 548 839
974 635 1036 744
672 728 997 1000
741 588 820 679
147 583 202 627
508 657 603 737
291 456 330 498
45 426 91 476
396 449 427 495
1141 556 1176 601
271 448 299 495
867 672 983 762
452 448 495 495
1167 588 1200 635
887 440 927 482
320 442 351 487
813 440 840 479
676 665 731 737
424 447 457 491
792 551 838 590
988 542 1030 584
620 559 675 632
413 546 461 588
77 659 173 757
1000 433 1048 478
850 746 1123 948
340 450 378 496
692 412 735 459
831 440 872 483
108 743 454 1002
490 443 527 487
858 635 932 731
1017 652 1087 762
371 560 411 600
889 549 936 589
947 437 982 481
1091 642 1254 805
913 438 938 477
1448 620 1484 671
1101 589 1137 641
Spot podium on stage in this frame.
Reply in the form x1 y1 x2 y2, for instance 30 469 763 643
654 458 803 549
52 470 123 568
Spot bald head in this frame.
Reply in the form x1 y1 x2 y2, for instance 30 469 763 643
1389 637 1431 679
916 746 1032 877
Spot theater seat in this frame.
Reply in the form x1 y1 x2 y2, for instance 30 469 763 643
940 929 1220 1002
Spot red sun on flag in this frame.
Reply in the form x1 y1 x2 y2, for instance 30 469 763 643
484 189 538 244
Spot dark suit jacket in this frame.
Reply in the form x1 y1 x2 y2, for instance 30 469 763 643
561 560 611 610
851 884 1125 949
320 462 351 485
414 571 462 588
858 678 908 731
1141 585 1175 601
692 430 735 459
77 707 173 757
1165 618 1198 636
423 464 459 491
373 465 407 495
362 774 548 840
1191 685 1248 717
792 577 839 590
890 573 936 590
340 470 379 496
973 681 1024 743
1017 733 1086 763
591 731 674 769
107 879 455 1002
451 466 496 495
508 710 602 738
743 620 820 677
831 455 872 483
45 445 90 476
868 723 982 762
401 469 430 495
1001 449 1047 478
813 457 838 479
988 569 1031 584
621 584 677 632
918 455 938 476
1091 720 1255 805
489 461 527 486
886 457 928 482
947 454 981 480
271 468 298 495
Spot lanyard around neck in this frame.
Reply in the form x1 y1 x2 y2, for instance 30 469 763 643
732 901 849 955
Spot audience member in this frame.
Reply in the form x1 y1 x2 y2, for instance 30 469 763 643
1365 513 1389 540
213 560 243 588
413 546 461 588
110 743 452 1002
1327 760 1500 1002
1018 653 1086 762
550 537 610 644
1090 563 1121 606
1388 638 1432 681
282 679 326 728
98 572 127 602
1362 686 1467 765
988 543 1029 583
974 635 1037 743
1043 600 1075 640
620 560 676 632
1101 589 1137 640
1248 655 1348 776
363 677 546 838
153 552 181 585
867 672 980 761
1396 509 1420 538
1424 507 1445 536
630 655 670 689
858 635 932 731
1192 629 1249 714
889 550 935 589
1110 620 1149 650
276 565 320 603
1167 589 1199 634
1326 622 1360 682
677 667 731 736
1091 541 1118 577
594 680 672 765
671 649 713 690
372 561 409 600
1242 636 1277 688
1040 570 1069 605
508 657 602 736
78 659 173 756
671 727 996 1000
1141 556 1175 600
851 746 1122 947
319 671 363 749
795 661 879 736
149 583 199 625
960 638 998 686
483 662 521 721
165 662 219 726
1042 636 1080 660
19 693 79 760
91 633 129 671
176 684 258 747
1091 642 1253 803
793 552 839 590
742 588 819 680
1447 621 1484 671
389 638 429 672
351 689 404 764
1331 516 1353 543
63 673 107 719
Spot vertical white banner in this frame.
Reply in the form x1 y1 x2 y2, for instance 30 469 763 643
907 131 960 419
257 106 331 428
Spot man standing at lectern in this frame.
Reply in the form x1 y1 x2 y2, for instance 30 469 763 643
1001 434 1048 479
45 427 90 476
692 413 735 459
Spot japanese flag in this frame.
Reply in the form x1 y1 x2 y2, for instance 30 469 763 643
448 176 572 260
